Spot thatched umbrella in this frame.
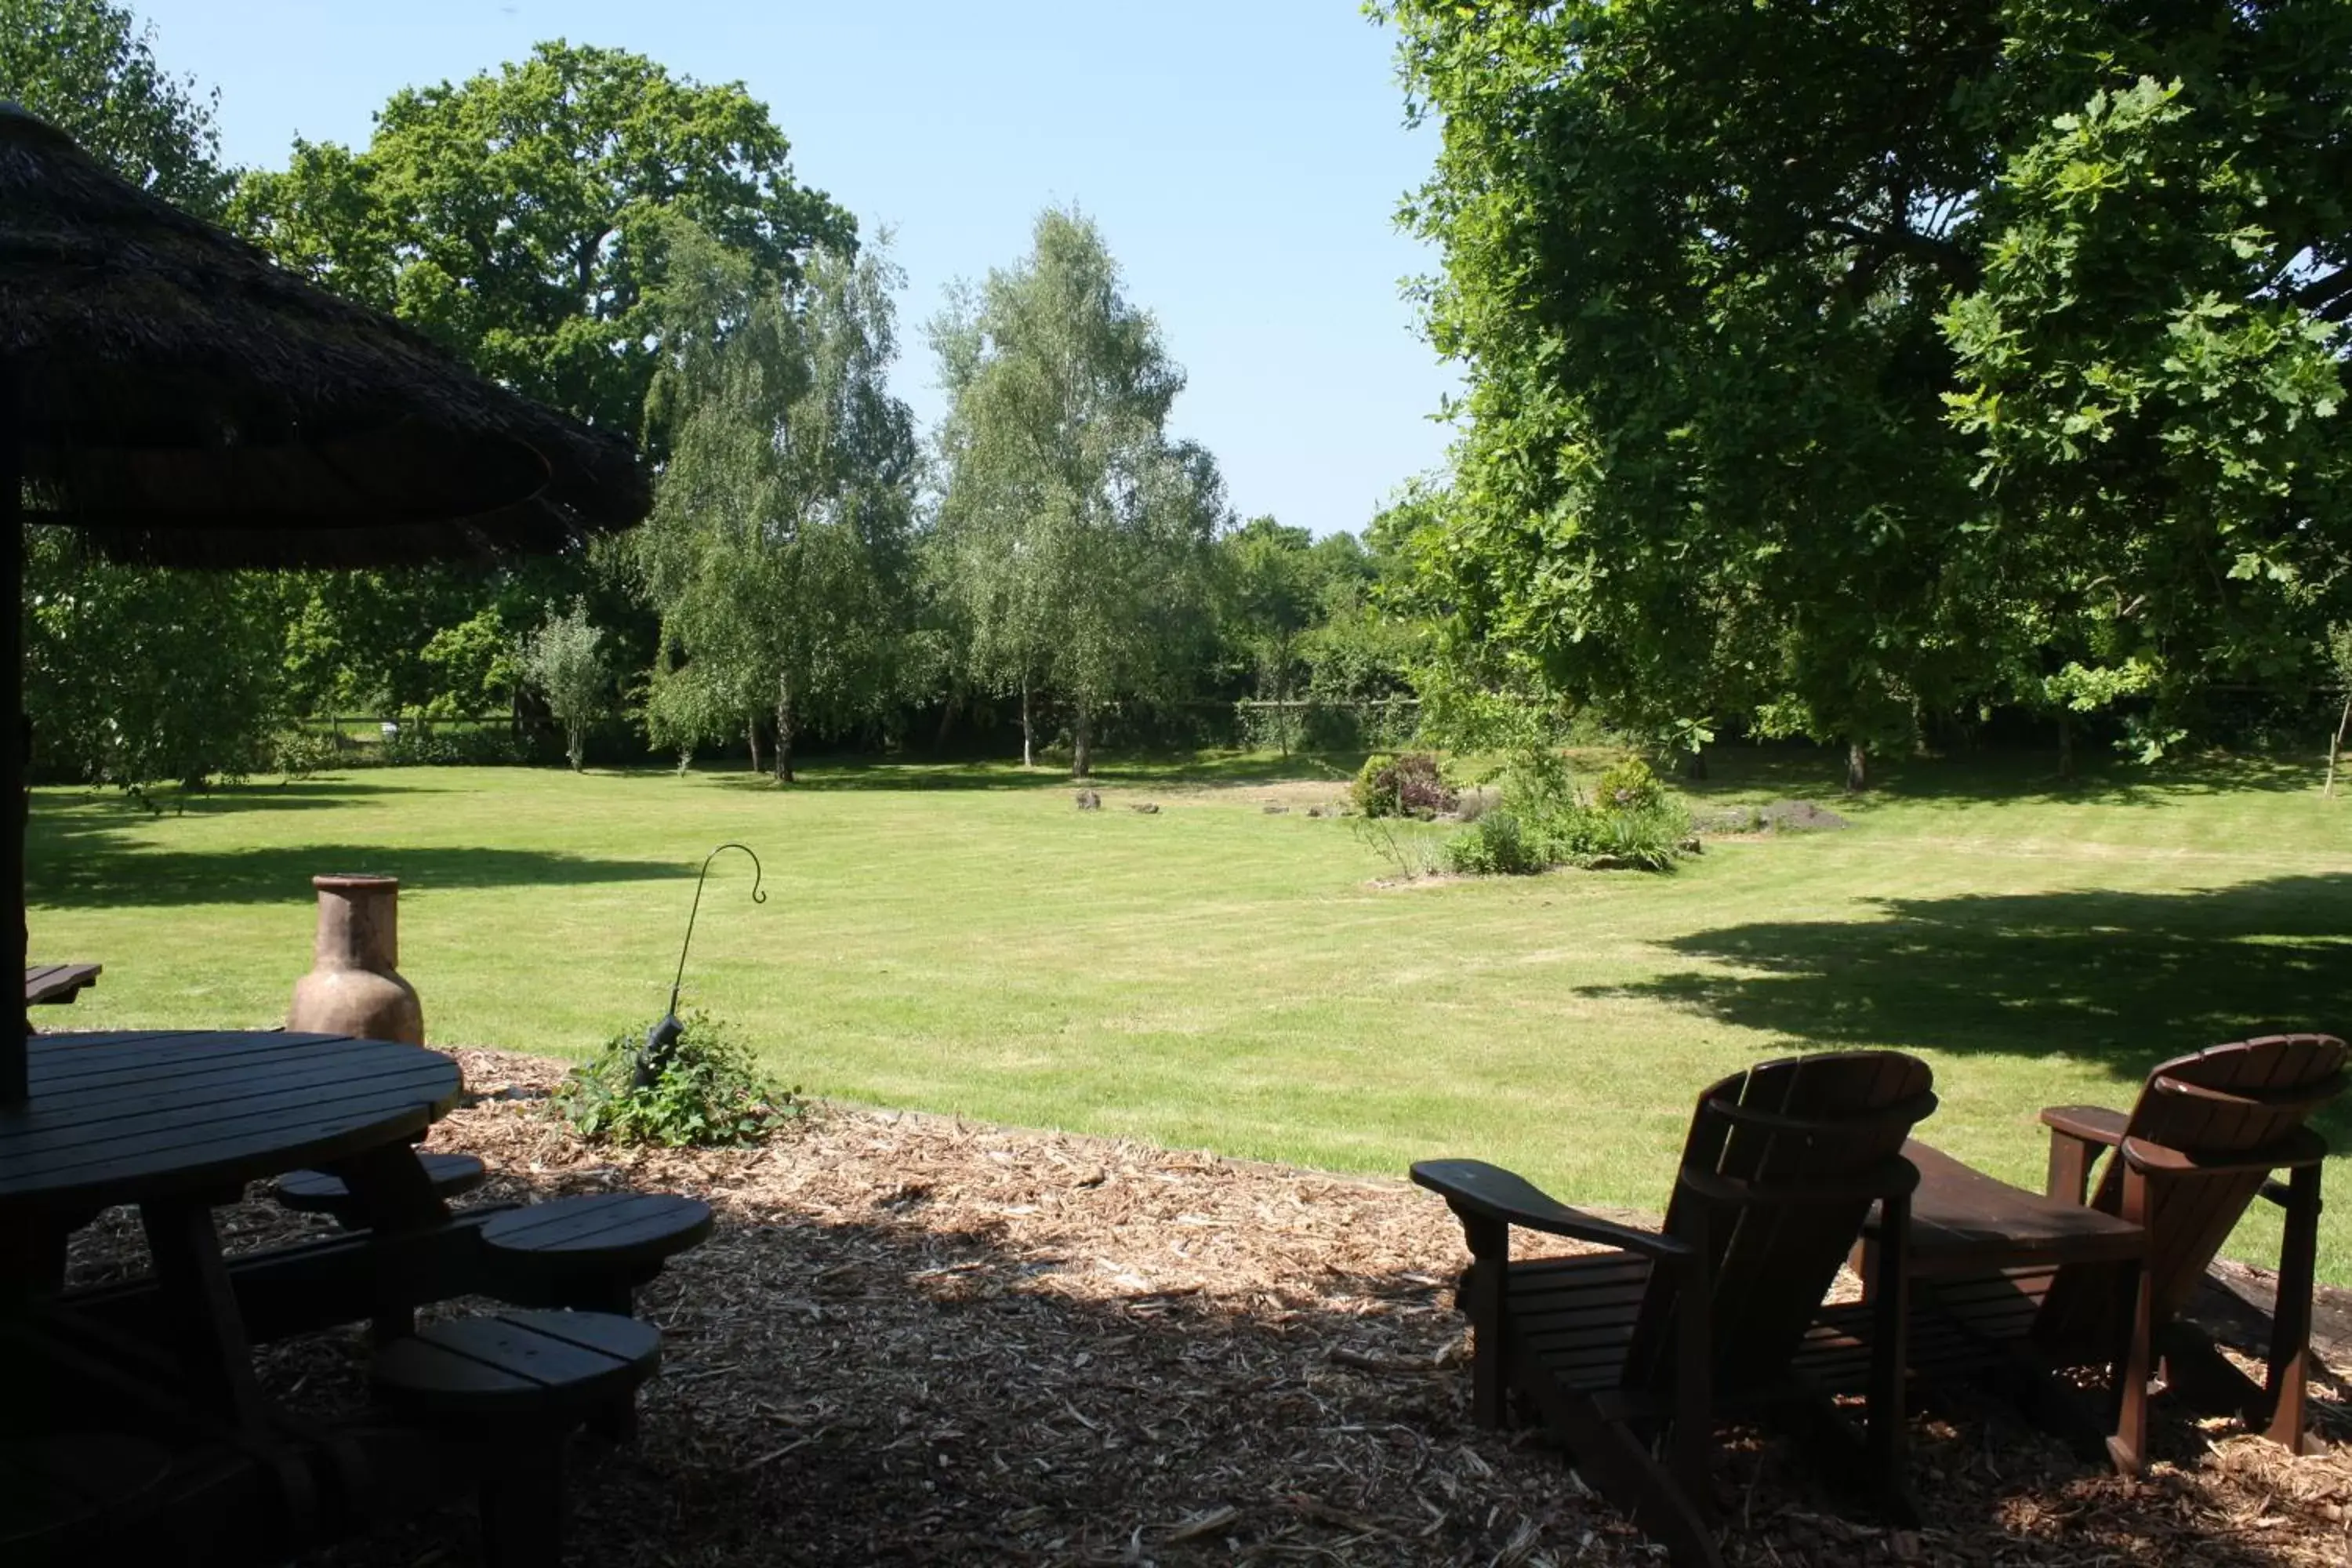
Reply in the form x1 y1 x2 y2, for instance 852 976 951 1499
0 103 652 1101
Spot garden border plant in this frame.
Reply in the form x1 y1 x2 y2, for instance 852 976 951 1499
553 1009 804 1148
1447 752 1695 876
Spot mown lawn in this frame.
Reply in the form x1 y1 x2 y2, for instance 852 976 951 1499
30 746 2352 1279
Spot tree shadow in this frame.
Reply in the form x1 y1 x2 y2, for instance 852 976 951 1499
1587 873 2352 1143
1679 746 2321 808
692 751 1363 793
27 832 685 909
36 779 445 816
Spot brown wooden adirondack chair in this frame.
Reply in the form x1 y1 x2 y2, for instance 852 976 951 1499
1893 1033 2343 1471
1413 1051 1936 1568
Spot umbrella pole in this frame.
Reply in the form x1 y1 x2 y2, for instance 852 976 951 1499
2 420 23 1104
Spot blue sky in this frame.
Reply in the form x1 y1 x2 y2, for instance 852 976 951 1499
132 0 1460 538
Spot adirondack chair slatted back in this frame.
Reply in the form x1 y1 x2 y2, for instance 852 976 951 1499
2086 1033 2345 1322
1624 1051 1936 1393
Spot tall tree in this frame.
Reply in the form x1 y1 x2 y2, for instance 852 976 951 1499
637 227 918 782
0 0 232 214
234 41 850 735
23 529 289 789
1384 0 2352 782
232 41 855 446
931 209 1227 777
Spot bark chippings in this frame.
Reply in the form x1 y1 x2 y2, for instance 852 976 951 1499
67 1047 2352 1567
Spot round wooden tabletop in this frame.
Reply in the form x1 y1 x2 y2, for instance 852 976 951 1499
0 1030 463 1212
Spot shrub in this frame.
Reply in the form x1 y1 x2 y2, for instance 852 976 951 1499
271 729 346 779
1352 814 1450 880
1591 756 1665 813
1352 751 1458 818
1446 808 1546 875
1446 749 1694 877
1577 796 1693 873
377 727 530 768
552 1011 800 1148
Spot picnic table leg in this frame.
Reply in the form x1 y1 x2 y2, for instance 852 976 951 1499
319 1141 452 1343
139 1198 270 1432
479 1430 565 1568
0 1211 69 1294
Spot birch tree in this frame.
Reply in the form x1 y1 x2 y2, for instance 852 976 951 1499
637 227 916 782
930 209 1225 776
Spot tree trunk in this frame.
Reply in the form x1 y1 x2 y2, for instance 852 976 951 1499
1273 637 1293 757
567 722 584 772
1845 740 1868 794
2328 694 2352 799
746 720 761 776
774 672 796 785
1072 699 1093 780
934 688 960 751
1020 677 1036 768
1682 746 1708 782
2057 711 2076 782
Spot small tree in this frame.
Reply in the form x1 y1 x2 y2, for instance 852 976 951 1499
1224 516 1319 755
520 599 607 771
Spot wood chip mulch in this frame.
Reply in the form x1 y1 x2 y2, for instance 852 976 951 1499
63 1048 2352 1566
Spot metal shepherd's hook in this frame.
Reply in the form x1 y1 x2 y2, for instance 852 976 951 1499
634 843 766 1087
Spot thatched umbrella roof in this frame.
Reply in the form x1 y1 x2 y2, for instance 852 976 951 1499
0 101 650 566
0 103 655 1104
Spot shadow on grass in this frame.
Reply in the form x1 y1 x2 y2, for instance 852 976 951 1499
1681 745 2323 808
695 750 1363 793
26 829 685 910
1589 873 2352 1144
36 779 448 815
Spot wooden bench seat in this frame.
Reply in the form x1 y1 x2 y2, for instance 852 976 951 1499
372 1310 659 1568
478 1192 713 1315
270 1152 488 1226
24 964 100 1008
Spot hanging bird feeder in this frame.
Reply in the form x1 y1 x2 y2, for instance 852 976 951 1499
635 842 766 1088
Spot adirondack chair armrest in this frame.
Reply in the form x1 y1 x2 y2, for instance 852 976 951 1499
1410 1158 1692 1261
2117 1127 2329 1179
2040 1104 2128 1146
2039 1105 2127 1203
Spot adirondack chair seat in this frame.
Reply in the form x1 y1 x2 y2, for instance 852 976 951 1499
270 1152 489 1225
1496 1247 2035 1408
477 1192 713 1315
1889 1033 2345 1472
1416 1051 1940 1568
372 1308 660 1568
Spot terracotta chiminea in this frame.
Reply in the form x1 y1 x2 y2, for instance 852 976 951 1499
289 873 423 1044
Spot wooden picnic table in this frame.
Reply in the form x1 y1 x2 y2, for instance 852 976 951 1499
0 1029 463 1430
24 964 100 1007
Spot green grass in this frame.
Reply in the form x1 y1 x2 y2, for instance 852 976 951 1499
30 746 2352 1279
